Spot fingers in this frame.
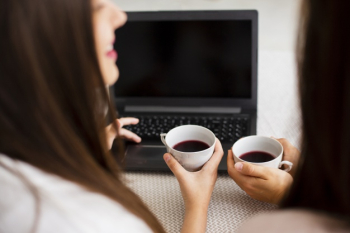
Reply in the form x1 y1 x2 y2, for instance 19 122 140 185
227 150 250 185
227 150 239 178
227 149 270 179
163 153 186 178
227 149 235 171
271 137 298 153
234 162 270 180
227 162 252 188
114 117 141 142
117 117 139 128
119 128 141 143
203 139 224 171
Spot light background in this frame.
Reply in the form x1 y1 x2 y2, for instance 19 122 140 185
113 0 301 52
112 1 303 232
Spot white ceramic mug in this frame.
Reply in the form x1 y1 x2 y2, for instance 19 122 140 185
232 136 293 172
160 125 216 172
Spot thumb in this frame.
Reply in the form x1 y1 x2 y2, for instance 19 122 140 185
163 153 186 177
234 162 270 179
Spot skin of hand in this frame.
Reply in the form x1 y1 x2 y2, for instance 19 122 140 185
105 117 141 149
227 138 300 204
163 139 224 233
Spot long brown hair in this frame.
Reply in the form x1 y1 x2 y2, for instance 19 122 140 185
282 0 350 218
0 0 165 232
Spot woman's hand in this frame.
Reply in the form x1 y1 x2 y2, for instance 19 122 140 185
227 138 300 204
164 139 224 233
105 117 141 149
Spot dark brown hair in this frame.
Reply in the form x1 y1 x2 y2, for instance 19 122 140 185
282 0 350 217
0 0 165 232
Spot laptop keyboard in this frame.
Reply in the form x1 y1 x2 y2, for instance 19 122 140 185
120 115 250 143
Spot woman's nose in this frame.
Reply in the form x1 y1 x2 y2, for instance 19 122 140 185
112 5 127 30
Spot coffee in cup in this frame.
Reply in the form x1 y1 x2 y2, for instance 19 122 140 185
160 125 216 172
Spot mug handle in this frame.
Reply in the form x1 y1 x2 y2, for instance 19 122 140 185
160 133 168 147
278 161 293 172
160 133 173 154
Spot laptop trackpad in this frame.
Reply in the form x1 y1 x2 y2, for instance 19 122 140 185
125 145 168 169
126 145 167 160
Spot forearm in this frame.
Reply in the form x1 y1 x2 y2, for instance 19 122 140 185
181 205 208 233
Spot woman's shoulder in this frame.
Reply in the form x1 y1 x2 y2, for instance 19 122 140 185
238 209 349 233
0 154 152 233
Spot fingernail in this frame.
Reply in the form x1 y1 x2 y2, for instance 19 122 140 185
164 154 171 162
235 162 243 171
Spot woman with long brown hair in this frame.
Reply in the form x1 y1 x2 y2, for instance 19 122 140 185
226 0 350 231
0 0 223 232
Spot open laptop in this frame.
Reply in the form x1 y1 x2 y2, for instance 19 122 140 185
111 10 258 172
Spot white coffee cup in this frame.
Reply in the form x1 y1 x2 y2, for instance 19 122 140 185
232 136 293 172
160 125 216 172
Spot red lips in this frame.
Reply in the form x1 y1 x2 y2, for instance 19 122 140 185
107 49 117 61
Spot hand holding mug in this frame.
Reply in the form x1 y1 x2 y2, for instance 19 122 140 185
161 125 223 233
227 136 299 204
227 150 293 204
164 139 224 209
164 139 224 233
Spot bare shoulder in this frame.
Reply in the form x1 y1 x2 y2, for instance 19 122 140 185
238 209 349 233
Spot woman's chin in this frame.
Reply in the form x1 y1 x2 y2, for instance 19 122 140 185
104 66 119 86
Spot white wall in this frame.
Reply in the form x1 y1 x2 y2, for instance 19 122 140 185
112 0 301 52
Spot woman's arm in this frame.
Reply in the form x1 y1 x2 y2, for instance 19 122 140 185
164 139 224 233
181 205 208 233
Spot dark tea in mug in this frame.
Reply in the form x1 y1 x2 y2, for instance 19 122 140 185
239 151 275 163
173 140 210 152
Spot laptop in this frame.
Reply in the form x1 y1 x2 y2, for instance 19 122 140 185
111 10 258 172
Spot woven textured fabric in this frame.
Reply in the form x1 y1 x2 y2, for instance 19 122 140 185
125 172 276 233
125 51 301 232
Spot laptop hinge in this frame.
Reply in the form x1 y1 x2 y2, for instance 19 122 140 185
124 106 241 114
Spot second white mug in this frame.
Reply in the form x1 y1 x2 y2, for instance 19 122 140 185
232 136 293 172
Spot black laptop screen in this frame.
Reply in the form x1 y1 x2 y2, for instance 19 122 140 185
114 20 252 99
